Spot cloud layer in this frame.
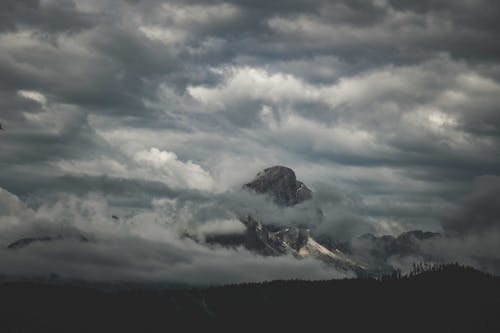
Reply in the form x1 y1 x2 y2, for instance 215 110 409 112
1 0 500 282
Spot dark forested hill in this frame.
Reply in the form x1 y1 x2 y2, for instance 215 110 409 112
1 264 499 332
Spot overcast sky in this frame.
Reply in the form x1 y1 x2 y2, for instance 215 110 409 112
1 0 500 282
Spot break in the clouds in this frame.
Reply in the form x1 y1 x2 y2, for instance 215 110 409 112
1 0 500 282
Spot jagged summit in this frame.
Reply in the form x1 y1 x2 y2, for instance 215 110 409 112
243 166 312 206
210 166 366 274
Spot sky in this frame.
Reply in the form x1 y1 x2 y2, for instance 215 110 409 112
1 0 500 283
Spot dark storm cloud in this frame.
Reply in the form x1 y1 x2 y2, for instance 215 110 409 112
0 0 98 33
442 175 500 234
1 0 500 282
388 0 500 34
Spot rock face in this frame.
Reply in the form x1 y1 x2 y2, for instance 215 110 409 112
206 215 364 273
203 165 365 274
243 166 312 206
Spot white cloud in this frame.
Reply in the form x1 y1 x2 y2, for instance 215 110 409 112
139 25 186 45
0 188 35 233
53 147 215 191
159 3 240 27
18 90 47 105
187 66 318 109
0 187 354 284
134 147 214 191
195 218 246 239
266 113 385 156
186 63 443 111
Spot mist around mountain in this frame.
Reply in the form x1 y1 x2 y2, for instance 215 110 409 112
0 152 498 333
4 165 498 280
191 166 476 277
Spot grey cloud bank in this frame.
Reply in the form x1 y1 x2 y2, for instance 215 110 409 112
1 0 500 282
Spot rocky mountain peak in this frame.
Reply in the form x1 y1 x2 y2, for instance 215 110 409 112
200 166 365 274
243 166 312 206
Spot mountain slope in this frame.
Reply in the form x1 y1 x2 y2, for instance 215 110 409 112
206 166 365 273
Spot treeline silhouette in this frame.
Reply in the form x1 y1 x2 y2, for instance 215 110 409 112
378 262 487 281
0 264 498 332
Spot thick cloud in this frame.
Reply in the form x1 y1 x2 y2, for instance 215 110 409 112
0 0 97 33
0 187 353 284
442 175 500 234
1 0 500 282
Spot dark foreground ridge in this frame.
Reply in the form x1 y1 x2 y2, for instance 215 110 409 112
0 264 499 332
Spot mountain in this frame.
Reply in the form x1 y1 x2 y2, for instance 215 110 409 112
356 230 441 257
209 166 444 275
206 165 365 274
353 230 440 260
243 165 312 206
338 230 442 273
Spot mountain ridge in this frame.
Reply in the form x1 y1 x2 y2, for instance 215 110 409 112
211 165 367 273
